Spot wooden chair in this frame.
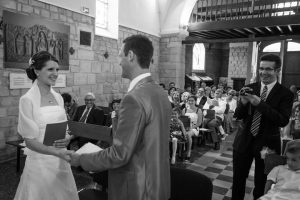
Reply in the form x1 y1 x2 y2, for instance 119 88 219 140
75 122 112 200
170 166 213 200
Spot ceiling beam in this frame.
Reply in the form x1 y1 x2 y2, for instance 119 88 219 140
276 26 283 34
233 28 248 37
188 15 300 32
288 25 293 33
254 27 265 35
183 35 300 44
265 27 274 34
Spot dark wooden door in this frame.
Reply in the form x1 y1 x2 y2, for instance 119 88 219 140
282 50 300 88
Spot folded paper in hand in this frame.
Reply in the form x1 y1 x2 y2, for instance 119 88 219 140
43 121 67 146
76 142 103 155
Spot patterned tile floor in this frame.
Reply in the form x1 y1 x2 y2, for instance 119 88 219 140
178 130 255 200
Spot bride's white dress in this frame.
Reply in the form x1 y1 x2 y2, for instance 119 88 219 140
14 106 79 200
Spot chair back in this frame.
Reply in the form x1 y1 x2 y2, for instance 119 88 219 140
205 109 215 120
170 166 212 200
78 188 107 200
264 154 286 175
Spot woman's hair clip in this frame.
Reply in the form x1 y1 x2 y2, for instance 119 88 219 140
28 58 35 66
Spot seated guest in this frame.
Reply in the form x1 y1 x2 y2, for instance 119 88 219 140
61 93 78 120
259 140 300 200
171 91 181 109
205 86 213 99
180 92 190 110
210 85 217 99
224 89 237 133
196 88 207 109
183 95 203 160
168 86 177 103
170 108 187 165
106 99 121 128
203 89 227 148
169 81 176 89
73 92 104 147
184 84 192 93
201 81 206 89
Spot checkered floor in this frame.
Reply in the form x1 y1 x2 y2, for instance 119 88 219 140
175 132 255 200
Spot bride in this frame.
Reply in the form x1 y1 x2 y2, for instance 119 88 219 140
14 51 79 200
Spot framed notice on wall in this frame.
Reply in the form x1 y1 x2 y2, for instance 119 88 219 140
10 73 66 89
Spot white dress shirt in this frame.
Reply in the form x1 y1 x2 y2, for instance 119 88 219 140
127 73 151 92
261 81 276 98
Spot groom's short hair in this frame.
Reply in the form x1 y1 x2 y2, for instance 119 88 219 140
123 35 153 69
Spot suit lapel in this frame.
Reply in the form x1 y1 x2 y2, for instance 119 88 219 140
253 82 261 96
266 82 279 103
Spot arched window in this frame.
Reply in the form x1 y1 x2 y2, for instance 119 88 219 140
95 0 118 39
193 43 205 71
287 42 300 51
262 42 281 52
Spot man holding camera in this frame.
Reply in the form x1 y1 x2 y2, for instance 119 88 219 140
232 54 293 200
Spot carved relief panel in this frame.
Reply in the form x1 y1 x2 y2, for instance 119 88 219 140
3 10 70 70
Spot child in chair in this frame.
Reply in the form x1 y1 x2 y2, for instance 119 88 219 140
170 108 187 165
259 139 300 200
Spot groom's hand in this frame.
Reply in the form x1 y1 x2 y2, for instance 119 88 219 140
68 152 81 167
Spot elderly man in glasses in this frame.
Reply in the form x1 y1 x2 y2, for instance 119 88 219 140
73 92 104 147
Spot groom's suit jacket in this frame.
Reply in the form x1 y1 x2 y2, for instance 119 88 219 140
79 76 172 200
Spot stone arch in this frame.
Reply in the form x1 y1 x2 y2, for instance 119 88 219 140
161 0 197 34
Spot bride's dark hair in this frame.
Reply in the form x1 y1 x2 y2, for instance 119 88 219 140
26 51 59 81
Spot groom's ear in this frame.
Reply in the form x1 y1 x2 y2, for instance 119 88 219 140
127 50 135 62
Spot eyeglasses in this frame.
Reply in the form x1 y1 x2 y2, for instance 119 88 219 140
85 99 95 102
258 67 275 72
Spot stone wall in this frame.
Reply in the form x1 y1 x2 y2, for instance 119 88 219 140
0 0 160 162
159 34 185 89
227 43 250 86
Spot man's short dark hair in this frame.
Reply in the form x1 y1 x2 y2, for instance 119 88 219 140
123 35 154 69
168 87 176 95
159 83 166 89
260 54 281 69
61 93 72 103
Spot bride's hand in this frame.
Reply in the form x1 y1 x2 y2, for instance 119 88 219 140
53 137 71 148
55 149 73 162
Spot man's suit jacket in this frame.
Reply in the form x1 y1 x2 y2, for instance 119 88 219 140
79 77 172 200
197 96 207 109
233 82 293 155
73 104 104 126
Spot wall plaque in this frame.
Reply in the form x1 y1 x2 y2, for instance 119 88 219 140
3 10 70 70
10 73 66 89
80 30 91 46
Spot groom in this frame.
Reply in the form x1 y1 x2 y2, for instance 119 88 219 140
69 35 172 200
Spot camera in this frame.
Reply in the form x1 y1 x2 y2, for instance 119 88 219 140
239 88 253 96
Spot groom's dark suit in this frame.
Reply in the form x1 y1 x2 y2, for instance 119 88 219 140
232 81 293 200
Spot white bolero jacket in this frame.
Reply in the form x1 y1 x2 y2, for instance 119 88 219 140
17 80 65 140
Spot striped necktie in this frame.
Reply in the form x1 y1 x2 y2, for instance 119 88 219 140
79 108 90 123
250 86 268 136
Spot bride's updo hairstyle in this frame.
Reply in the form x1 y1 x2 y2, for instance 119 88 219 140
26 51 59 81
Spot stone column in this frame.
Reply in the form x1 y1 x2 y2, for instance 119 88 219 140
159 34 186 89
